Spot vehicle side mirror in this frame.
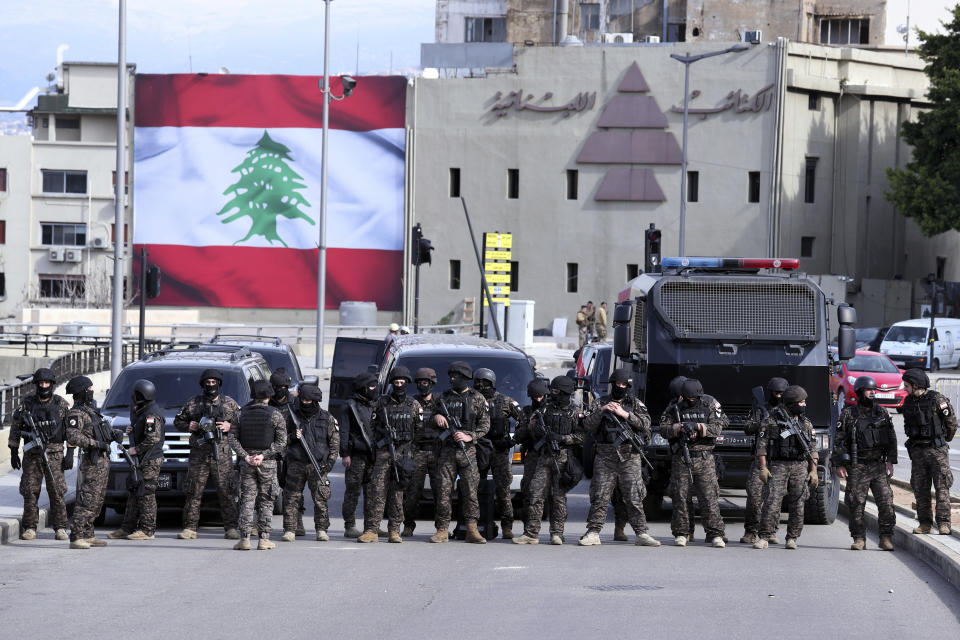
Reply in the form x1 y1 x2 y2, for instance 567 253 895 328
613 323 632 359
838 326 856 361
613 302 633 325
527 355 537 370
837 304 857 326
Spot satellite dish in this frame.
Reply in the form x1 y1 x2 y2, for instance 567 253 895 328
896 24 908 35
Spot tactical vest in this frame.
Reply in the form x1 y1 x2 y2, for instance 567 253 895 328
596 396 637 445
415 395 440 444
543 401 576 437
903 392 945 444
486 393 511 440
679 398 715 448
25 396 64 443
346 397 374 453
292 410 330 464
849 405 891 455
238 404 275 450
441 390 477 430
767 408 809 460
131 403 165 463
380 397 417 442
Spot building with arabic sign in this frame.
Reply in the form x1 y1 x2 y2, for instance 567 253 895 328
404 39 934 333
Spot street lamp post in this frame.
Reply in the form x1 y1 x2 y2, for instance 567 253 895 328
670 44 749 256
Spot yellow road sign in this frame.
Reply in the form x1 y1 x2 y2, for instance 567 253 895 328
484 233 513 249
485 250 511 261
484 273 511 284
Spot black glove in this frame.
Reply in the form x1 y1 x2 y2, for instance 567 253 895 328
533 422 547 439
96 440 110 452
9 447 21 470
112 429 124 444
62 448 75 471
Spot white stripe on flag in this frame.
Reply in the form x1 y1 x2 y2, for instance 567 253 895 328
133 126 405 250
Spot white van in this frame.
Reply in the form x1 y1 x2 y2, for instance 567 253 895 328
879 318 960 371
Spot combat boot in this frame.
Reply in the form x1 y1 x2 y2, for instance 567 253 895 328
54 529 68 541
636 533 661 547
711 537 726 548
126 531 155 540
388 531 403 543
281 531 296 542
767 534 779 545
316 531 329 541
912 524 931 534
401 524 415 537
357 530 379 543
879 536 895 551
377 527 389 537
20 529 36 541
512 533 539 545
550 534 563 545
429 529 449 543
224 529 240 540
501 520 513 540
752 539 768 550
177 529 198 539
850 538 865 550
108 529 130 539
578 531 602 546
69 538 91 549
465 523 487 544
233 537 251 551
86 537 107 547
613 525 628 542
739 533 757 544
344 525 362 538
784 538 798 550
939 524 952 535
257 537 276 550
674 535 687 547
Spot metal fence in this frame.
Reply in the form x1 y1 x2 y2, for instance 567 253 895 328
935 377 960 412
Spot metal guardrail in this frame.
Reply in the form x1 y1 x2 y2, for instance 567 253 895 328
935 377 960 414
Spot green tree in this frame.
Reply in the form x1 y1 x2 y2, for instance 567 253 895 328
886 6 960 235
217 130 314 246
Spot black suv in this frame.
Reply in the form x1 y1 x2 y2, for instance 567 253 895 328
96 345 271 515
206 335 304 388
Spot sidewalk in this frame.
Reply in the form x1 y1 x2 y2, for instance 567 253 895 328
0 440 78 544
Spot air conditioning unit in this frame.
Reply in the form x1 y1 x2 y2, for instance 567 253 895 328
65 249 83 262
48 248 64 262
643 35 660 43
743 30 762 43
91 236 107 249
604 33 634 44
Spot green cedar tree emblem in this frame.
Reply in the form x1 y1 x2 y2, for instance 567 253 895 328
217 130 314 246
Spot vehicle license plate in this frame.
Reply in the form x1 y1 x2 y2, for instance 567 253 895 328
157 473 173 490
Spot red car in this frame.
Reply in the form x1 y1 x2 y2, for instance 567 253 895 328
830 349 906 409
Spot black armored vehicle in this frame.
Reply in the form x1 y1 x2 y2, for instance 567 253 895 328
612 257 856 523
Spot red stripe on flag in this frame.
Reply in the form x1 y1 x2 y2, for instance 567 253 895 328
133 245 402 310
134 74 406 131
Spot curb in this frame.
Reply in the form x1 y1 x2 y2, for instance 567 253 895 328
0 506 51 546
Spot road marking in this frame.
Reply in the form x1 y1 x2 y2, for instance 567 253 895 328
493 566 527 570
307 546 364 550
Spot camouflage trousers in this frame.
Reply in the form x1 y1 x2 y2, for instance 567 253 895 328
364 447 410 533
283 460 331 533
587 445 649 534
759 459 809 540
404 445 440 528
489 447 514 526
670 453 725 540
909 444 955 527
70 455 109 541
182 444 239 531
342 453 374 528
237 458 277 538
19 447 67 531
120 458 163 535
435 444 480 529
743 458 768 536
524 449 572 537
845 459 895 538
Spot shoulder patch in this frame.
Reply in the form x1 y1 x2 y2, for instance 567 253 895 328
68 416 78 428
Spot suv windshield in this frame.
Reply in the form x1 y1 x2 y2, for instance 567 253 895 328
884 326 927 344
847 354 899 374
395 355 534 405
104 367 251 410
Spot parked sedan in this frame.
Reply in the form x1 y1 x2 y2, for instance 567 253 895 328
830 349 906 409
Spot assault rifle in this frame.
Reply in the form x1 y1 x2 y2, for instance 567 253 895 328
198 416 222 482
376 404 401 484
532 409 561 475
288 408 326 480
604 409 652 470
436 398 467 452
91 411 124 464
119 425 144 497
772 408 815 464
19 410 54 479
673 404 696 485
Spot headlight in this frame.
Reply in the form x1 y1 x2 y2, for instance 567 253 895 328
915 350 927 356
847 375 858 385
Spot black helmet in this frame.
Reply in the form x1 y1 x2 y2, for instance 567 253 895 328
65 375 93 395
668 376 688 398
352 372 378 392
610 368 632 385
414 368 437 383
448 361 473 379
132 379 156 404
901 368 929 389
389 366 413 383
200 369 223 385
782 385 808 405
680 379 703 399
474 368 497 387
32 368 56 384
766 377 789 394
550 375 575 394
527 378 549 399
299 383 323 402
269 368 292 387
251 380 273 400
853 376 877 393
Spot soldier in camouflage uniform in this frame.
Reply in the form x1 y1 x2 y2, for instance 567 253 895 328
8 368 71 541
431 361 490 544
833 376 897 551
901 368 957 535
658 378 727 548
339 372 378 538
228 380 287 550
358 367 422 543
66 376 124 549
473 367 522 539
403 368 440 537
514 378 550 516
174 369 241 540
741 377 788 544
281 383 339 542
514 376 585 545
754 385 819 550
109 380 165 540
579 368 659 547
269 368 303 535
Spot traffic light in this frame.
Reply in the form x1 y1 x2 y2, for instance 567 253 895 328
146 265 161 298
644 223 661 273
411 223 433 266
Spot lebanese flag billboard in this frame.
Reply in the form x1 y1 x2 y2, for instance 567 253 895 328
133 74 406 309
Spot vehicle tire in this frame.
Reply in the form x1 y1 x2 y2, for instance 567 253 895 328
804 468 839 525
643 491 665 521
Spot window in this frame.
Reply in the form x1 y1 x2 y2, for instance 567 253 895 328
55 117 80 141
42 169 87 194
449 259 461 290
510 261 519 292
39 275 85 300
667 22 686 42
808 93 821 111
465 17 506 43
111 223 129 243
627 264 639 281
609 0 633 19
687 171 699 202
0 168 6 191
566 169 578 200
819 18 869 45
748 171 761 203
507 168 519 199
580 4 600 30
801 236 815 258
112 171 129 195
55 118 79 129
566 263 579 293
449 168 461 198
937 256 947 281
41 222 86 246
0 220 5 244
0 273 5 298
804 157 818 203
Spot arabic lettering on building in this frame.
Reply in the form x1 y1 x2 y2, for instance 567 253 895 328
490 90 597 118
669 84 775 119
